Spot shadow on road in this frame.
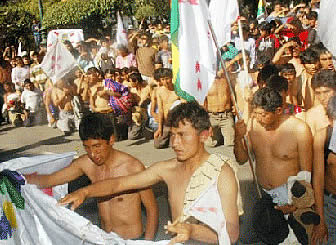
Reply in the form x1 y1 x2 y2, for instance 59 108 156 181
0 135 72 161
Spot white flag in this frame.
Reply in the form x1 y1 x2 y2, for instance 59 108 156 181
209 0 239 48
178 0 216 104
40 40 77 84
18 42 22 57
317 1 336 57
116 12 128 47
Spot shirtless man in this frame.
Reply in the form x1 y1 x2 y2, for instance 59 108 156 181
154 68 180 149
204 74 234 147
59 101 240 244
25 113 158 240
296 70 336 244
52 79 76 136
234 87 313 242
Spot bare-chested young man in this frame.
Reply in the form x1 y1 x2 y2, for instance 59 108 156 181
234 87 313 243
154 68 180 149
25 113 158 240
52 79 76 135
204 74 234 147
296 70 336 244
59 101 240 244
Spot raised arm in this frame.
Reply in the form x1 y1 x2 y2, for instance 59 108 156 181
25 157 85 188
234 119 249 164
59 161 165 210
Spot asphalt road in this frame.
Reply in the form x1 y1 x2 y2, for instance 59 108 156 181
0 123 262 244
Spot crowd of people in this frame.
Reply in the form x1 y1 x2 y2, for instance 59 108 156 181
3 0 336 244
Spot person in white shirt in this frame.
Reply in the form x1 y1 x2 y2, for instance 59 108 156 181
11 56 30 93
21 79 43 127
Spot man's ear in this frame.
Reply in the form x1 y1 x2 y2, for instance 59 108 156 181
109 135 115 145
200 128 213 142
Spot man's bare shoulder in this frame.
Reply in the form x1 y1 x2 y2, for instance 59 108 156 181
285 116 311 132
218 164 237 188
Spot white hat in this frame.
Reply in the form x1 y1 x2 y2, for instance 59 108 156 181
20 51 28 57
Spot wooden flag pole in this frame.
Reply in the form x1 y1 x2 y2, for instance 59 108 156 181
208 21 262 198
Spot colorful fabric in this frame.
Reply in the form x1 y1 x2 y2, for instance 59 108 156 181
30 64 48 91
257 0 266 22
283 104 303 115
104 79 133 116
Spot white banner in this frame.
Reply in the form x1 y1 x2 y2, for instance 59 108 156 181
318 0 336 57
40 40 77 84
116 12 128 47
209 0 239 48
178 0 216 104
47 29 84 50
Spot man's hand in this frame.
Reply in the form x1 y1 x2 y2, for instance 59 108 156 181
165 220 192 245
58 188 88 211
274 204 297 214
311 222 328 245
234 120 247 140
154 128 162 139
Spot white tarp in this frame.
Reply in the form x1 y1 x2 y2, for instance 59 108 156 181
0 153 174 245
47 29 84 50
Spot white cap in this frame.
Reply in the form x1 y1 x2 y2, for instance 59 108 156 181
20 51 28 57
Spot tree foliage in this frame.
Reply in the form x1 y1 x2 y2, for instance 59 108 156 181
134 0 169 20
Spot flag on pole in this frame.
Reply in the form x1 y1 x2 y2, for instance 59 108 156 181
116 12 128 47
171 0 217 104
209 0 239 48
17 42 22 57
318 0 336 57
40 40 77 84
257 0 266 23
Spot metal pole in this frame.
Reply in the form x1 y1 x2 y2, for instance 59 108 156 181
38 0 47 45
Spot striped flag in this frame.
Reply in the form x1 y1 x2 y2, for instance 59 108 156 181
171 0 216 104
257 0 266 23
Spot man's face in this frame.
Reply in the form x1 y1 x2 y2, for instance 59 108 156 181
87 71 99 85
23 57 30 65
160 76 173 90
141 36 149 46
304 62 320 75
83 138 113 166
24 83 34 91
315 87 336 109
170 121 205 162
274 4 282 13
320 52 334 71
253 107 280 130
282 72 296 85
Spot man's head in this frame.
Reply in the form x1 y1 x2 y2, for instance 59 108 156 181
259 22 271 38
266 75 289 101
306 11 318 28
159 35 169 50
167 101 211 162
129 72 144 87
79 113 115 166
252 87 283 130
117 45 129 57
159 68 173 90
280 63 296 85
257 64 279 88
87 67 102 85
24 79 34 91
312 70 336 109
140 33 151 47
300 48 320 75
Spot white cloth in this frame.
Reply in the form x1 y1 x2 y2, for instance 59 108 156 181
186 180 231 245
47 29 84 51
116 12 128 47
329 120 336 153
21 89 43 113
41 40 77 84
0 153 180 245
11 67 30 90
178 0 217 104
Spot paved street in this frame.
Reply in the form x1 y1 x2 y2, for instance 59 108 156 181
0 123 262 244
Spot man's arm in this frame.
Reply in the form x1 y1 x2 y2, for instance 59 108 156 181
25 157 86 188
217 164 239 243
311 127 328 244
129 160 159 241
297 120 313 172
59 161 165 210
154 90 164 138
234 119 249 164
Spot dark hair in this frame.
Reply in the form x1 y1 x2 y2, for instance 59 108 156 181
306 11 318 20
327 96 336 119
129 72 144 84
280 63 296 74
259 22 271 32
258 64 279 83
159 35 169 43
87 67 102 76
266 75 288 93
160 68 172 79
24 79 32 85
256 55 271 66
121 67 129 74
154 68 163 81
312 70 336 90
252 87 283 112
166 101 211 134
300 48 319 64
104 68 115 76
129 67 139 74
79 113 114 141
